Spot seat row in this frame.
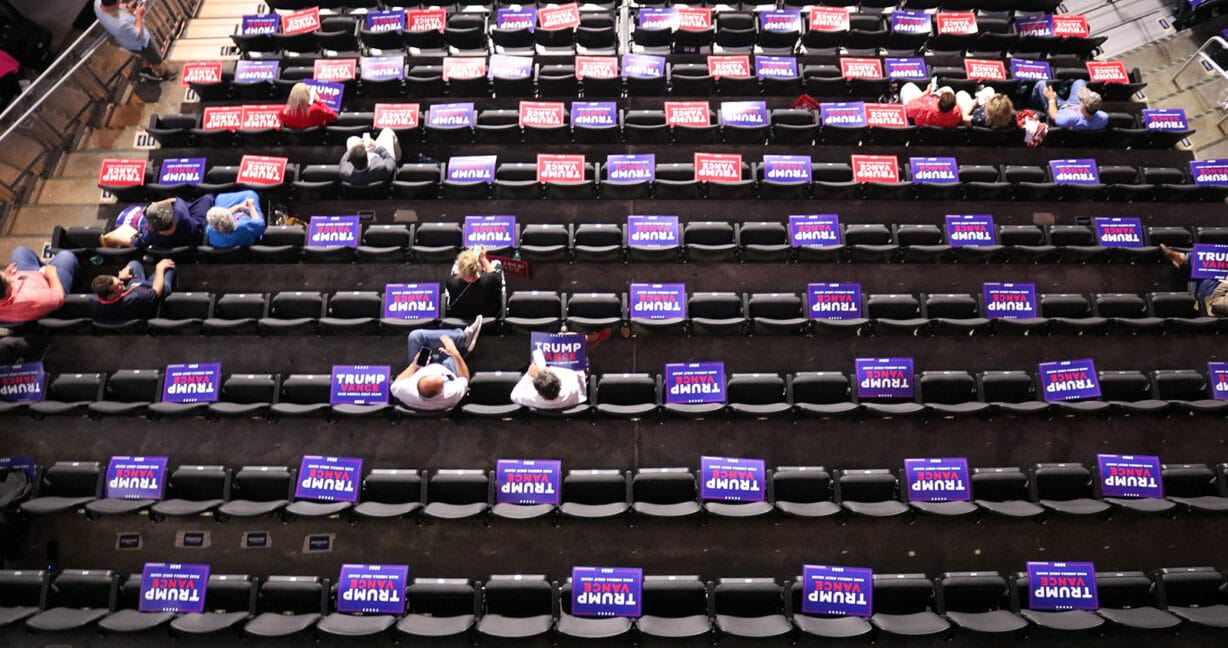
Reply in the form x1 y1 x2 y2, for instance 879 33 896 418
10 367 1228 420
251 0 1066 12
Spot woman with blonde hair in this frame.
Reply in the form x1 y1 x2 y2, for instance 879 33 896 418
445 245 502 322
963 89 1017 130
278 82 338 129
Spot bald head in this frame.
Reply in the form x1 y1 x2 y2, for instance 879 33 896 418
417 374 445 399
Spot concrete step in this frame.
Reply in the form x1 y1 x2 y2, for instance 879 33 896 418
58 150 149 180
32 178 112 206
1083 0 1171 30
168 38 240 63
84 126 161 152
197 0 268 20
7 205 107 236
182 17 241 41
1097 14 1178 58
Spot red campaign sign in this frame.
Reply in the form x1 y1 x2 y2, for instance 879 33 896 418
935 11 977 35
664 101 711 126
537 154 586 182
694 152 743 182
677 7 713 31
314 58 356 81
240 104 283 129
864 103 908 127
406 8 446 32
1087 60 1129 83
98 159 147 187
489 255 530 278
575 56 617 80
442 57 487 81
538 3 580 29
237 155 288 185
792 94 820 112
282 7 321 34
840 57 884 79
519 101 566 128
809 6 850 32
707 55 750 79
201 106 243 131
851 154 899 183
964 58 1006 81
180 61 222 87
1052 15 1090 38
373 103 421 129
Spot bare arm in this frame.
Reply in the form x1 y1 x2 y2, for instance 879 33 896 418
395 362 420 381
440 336 469 380
1043 86 1059 122
39 264 64 297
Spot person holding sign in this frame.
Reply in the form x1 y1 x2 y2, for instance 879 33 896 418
89 258 175 321
94 0 176 83
101 196 215 249
446 246 503 323
0 247 77 324
390 316 484 411
1161 245 1228 316
339 128 401 185
1031 80 1107 130
279 83 338 129
510 349 588 410
899 79 967 128
206 191 266 248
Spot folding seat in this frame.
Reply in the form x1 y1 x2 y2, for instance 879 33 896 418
703 163 754 199
712 578 791 643
1152 369 1227 415
765 466 837 518
1013 571 1104 633
20 461 101 515
593 373 660 418
323 111 375 145
352 224 410 264
673 113 721 147
998 224 1055 263
564 292 624 330
556 469 628 519
360 23 406 52
653 163 705 200
1049 225 1105 263
577 14 617 54
29 373 103 417
476 575 554 641
1154 567 1228 628
958 164 1008 201
972 17 1016 55
272 31 320 57
316 291 381 335
756 163 810 199
244 576 325 639
493 162 542 199
0 570 46 629
250 225 305 263
167 574 254 637
1146 166 1201 203
818 119 866 146
600 163 651 199
735 223 788 264
1163 464 1228 513
396 579 476 641
1036 293 1106 335
227 73 276 105
457 372 522 418
688 292 746 335
624 64 667 97
713 12 755 53
410 222 463 263
869 574 951 638
978 370 1049 416
800 26 844 55
347 469 424 520
811 162 860 200
98 574 178 634
545 163 598 200
474 109 522 144
925 293 988 334
208 374 278 419
146 113 198 147
1004 164 1055 201
445 15 489 54
268 374 333 418
918 371 987 416
272 66 316 100
25 570 117 633
897 223 948 262
1096 370 1168 415
726 373 790 418
636 575 713 643
844 223 897 262
88 369 159 417
788 577 873 641
670 63 715 97
524 113 571 146
217 466 294 519
518 224 570 262
632 468 701 518
150 465 229 519
1031 463 1110 516
557 579 634 641
769 109 819 144
579 71 621 100
392 163 443 199
424 470 490 520
939 572 1027 635
746 293 808 335
836 469 909 517
790 372 859 417
866 293 928 335
1094 572 1181 630
38 294 95 333
503 291 563 333
1095 293 1160 333
203 293 268 335
316 17 358 52
972 467 1044 518
258 291 324 335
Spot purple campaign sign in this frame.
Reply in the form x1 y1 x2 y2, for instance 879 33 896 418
909 157 958 184
531 332 586 371
808 283 862 320
1210 361 1228 400
308 215 360 247
360 56 404 81
890 9 931 34
330 366 390 406
496 459 561 505
105 456 168 499
1097 454 1163 498
855 357 914 400
447 155 496 182
571 101 618 128
1093 217 1144 248
945 214 997 247
664 362 726 404
1027 562 1098 611
1010 59 1052 81
904 457 971 502
428 102 476 128
234 60 279 83
572 567 642 618
622 54 665 78
606 154 654 183
801 565 873 617
497 7 537 31
489 55 533 79
1015 15 1053 36
1038 358 1101 402
140 563 210 613
464 215 517 247
760 10 802 32
983 283 1037 319
789 214 842 246
763 155 812 183
720 100 767 127
303 79 344 111
700 456 765 502
158 158 206 185
884 57 928 81
383 283 440 320
629 283 686 319
241 14 280 35
0 362 44 403
297 455 362 502
638 7 678 30
337 564 409 615
365 10 406 32
756 56 798 79
1142 108 1189 130
820 101 866 127
0 456 36 481
116 204 146 231
162 363 221 404
627 215 679 248
1188 244 1228 279
1190 160 1228 186
1050 159 1100 185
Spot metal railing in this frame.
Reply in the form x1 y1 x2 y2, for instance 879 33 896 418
1174 36 1228 129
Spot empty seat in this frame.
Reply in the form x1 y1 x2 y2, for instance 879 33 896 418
593 373 659 418
396 579 476 640
476 575 554 640
972 467 1044 519
712 578 791 642
217 466 293 518
688 292 745 335
748 293 808 335
244 576 324 638
90 369 160 417
632 468 701 518
870 573 950 637
25 570 117 633
20 461 101 515
0 570 46 628
1095 572 1181 630
919 371 987 416
637 575 712 641
1155 567 1228 629
772 466 839 518
939 572 1027 635
836 469 910 517
424 470 490 519
790 372 859 418
169 574 254 636
1162 463 1228 513
151 464 229 517
98 574 176 633
1031 463 1110 516
560 469 629 519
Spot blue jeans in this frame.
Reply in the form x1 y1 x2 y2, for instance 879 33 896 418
11 247 77 291
408 328 469 373
1030 79 1088 112
123 260 175 298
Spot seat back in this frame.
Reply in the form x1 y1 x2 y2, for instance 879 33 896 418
1032 463 1094 501
41 462 102 498
429 470 489 505
713 579 783 617
257 576 324 614
483 576 552 617
633 469 697 505
232 466 293 502
408 579 475 616
837 469 898 503
642 576 707 618
772 467 831 504
940 572 1010 613
562 470 626 505
873 574 936 614
971 467 1029 502
363 469 422 505
167 465 229 501
46 570 116 610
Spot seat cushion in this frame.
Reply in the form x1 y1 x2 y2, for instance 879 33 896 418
559 502 628 519
284 501 352 517
703 501 773 517
842 500 910 517
1019 609 1104 632
871 611 951 636
26 607 110 632
218 499 288 518
423 502 488 519
85 498 154 515
244 612 320 637
975 500 1045 518
0 606 38 628
1097 607 1181 630
945 610 1028 634
21 496 94 515
98 609 176 633
1171 604 1228 628
316 613 396 637
353 501 421 519
793 614 873 638
1039 498 1110 516
632 501 702 518
396 613 475 637
636 613 711 638
910 501 978 517
1103 497 1176 514
170 611 250 634
477 613 553 638
556 612 632 639
714 613 792 638
151 498 222 517
491 503 555 520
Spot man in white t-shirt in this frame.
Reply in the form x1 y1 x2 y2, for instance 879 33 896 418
390 317 482 411
509 351 587 410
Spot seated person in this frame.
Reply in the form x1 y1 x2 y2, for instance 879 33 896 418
0 246 76 324
963 89 1016 129
510 350 588 410
206 190 265 248
278 82 337 129
390 317 483 411
89 258 175 321
900 80 969 128
1162 245 1228 316
100 195 214 249
1030 79 1107 131
339 128 400 185
445 246 502 323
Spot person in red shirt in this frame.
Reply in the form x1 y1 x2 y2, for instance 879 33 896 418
0 247 77 324
278 82 338 130
899 81 967 129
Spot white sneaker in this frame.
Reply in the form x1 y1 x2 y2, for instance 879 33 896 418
464 315 483 353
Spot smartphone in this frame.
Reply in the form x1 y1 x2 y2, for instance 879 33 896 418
415 348 431 366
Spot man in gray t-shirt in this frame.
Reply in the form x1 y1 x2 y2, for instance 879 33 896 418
94 0 175 82
340 128 401 186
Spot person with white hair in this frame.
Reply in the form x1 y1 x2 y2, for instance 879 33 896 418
1030 79 1108 131
205 190 266 248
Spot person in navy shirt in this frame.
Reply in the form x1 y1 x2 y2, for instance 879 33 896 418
89 258 175 321
117 196 214 249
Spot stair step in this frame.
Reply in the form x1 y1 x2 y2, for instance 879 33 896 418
168 38 240 63
84 126 160 152
33 178 114 206
182 17 241 41
1098 14 1177 58
9 205 107 235
58 150 149 179
197 0 267 20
